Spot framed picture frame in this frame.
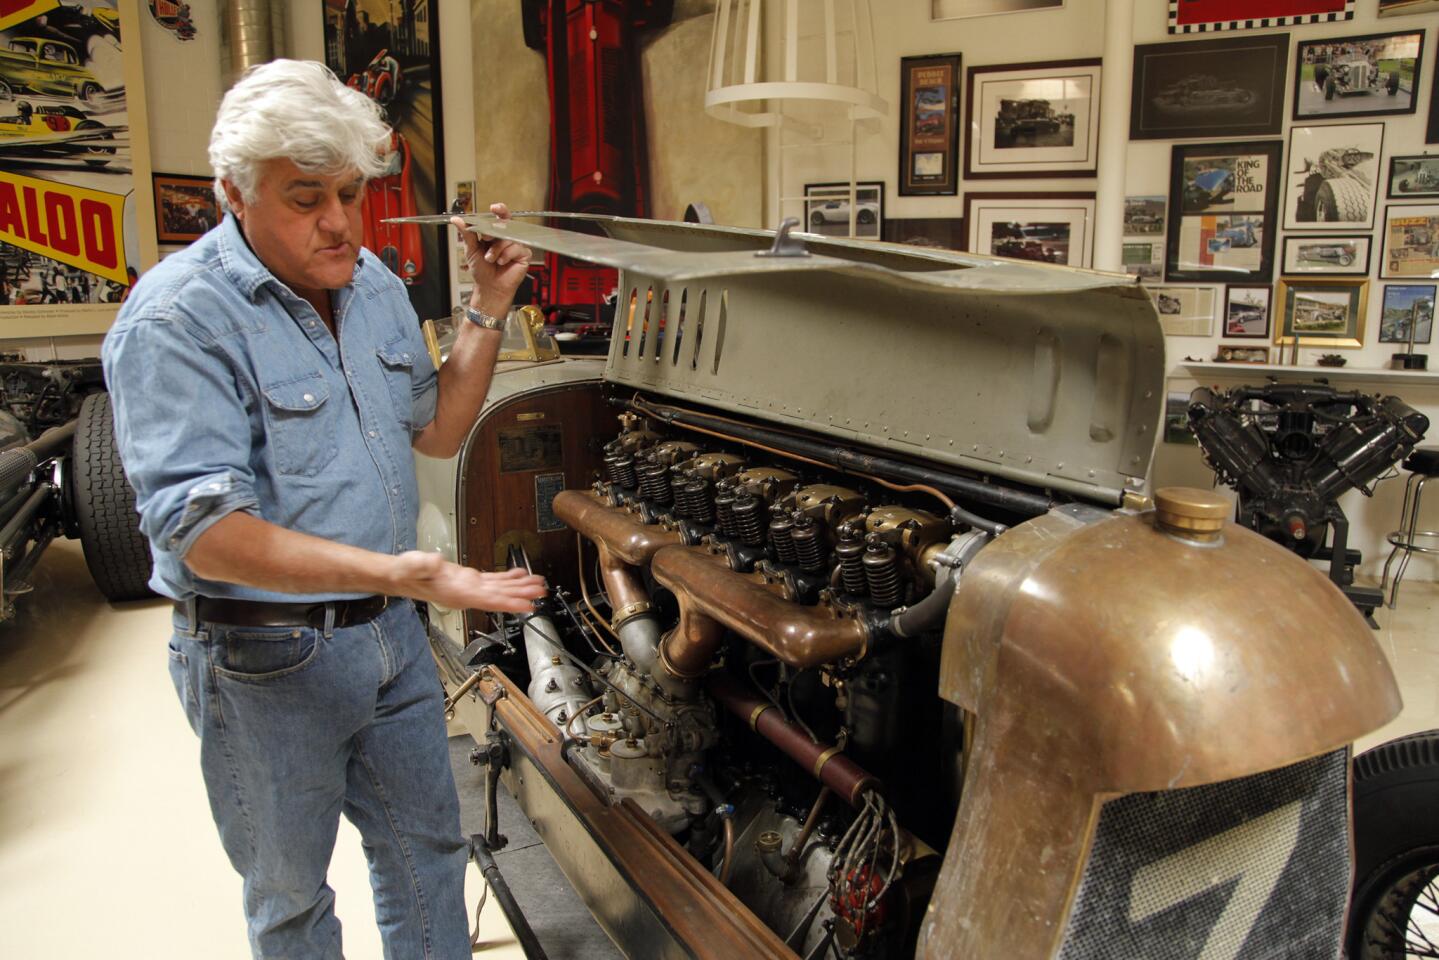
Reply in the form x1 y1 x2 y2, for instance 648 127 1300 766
1130 34 1289 141
932 0 1063 20
1284 123 1384 231
804 182 884 239
962 192 1096 268
1124 196 1167 236
1165 140 1281 283
1293 31 1424 121
882 218 966 250
1169 1 1352 34
1388 155 1439 199
1380 204 1439 279
1148 285 1217 336
1280 235 1372 275
1379 284 1436 343
1215 344 1272 363
152 173 220 245
1223 285 1273 338
1274 276 1369 346
1123 240 1164 281
1377 0 1439 16
899 54 962 196
963 59 1100 180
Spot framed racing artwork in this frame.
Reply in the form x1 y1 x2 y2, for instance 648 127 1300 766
804 182 885 240
961 191 1096 268
1223 285 1273 338
899 53 961 196
963 58 1101 180
1284 123 1384 231
1388 155 1439 199
152 174 219 245
1378 284 1435 344
322 0 448 323
1164 140 1282 283
1168 1 1352 33
1293 31 1424 121
1380 203 1439 279
1274 276 1369 347
1129 34 1289 141
1280 235 1372 276
0 1 159 336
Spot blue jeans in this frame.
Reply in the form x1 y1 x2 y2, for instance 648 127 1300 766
167 599 470 959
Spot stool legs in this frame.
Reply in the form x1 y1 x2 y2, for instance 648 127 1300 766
1386 475 1430 609
1382 471 1420 597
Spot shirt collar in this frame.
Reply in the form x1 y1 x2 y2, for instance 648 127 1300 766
216 213 368 302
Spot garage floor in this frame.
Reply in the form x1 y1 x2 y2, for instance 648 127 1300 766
0 538 1435 958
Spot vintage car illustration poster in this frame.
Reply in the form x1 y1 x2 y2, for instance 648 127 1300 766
963 191 1095 267
1130 34 1288 141
1146 284 1215 336
1281 234 1371 275
147 0 195 41
1169 0 1352 33
322 0 447 323
1388 155 1439 199
899 53 960 196
964 58 1100 180
1378 284 1435 343
1380 204 1439 280
1293 31 1424 121
1285 123 1383 231
0 0 156 336
1165 140 1280 282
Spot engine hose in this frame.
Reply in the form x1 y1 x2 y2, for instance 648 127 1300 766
469 835 550 960
886 531 991 639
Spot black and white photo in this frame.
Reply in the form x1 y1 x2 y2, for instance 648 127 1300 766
1294 31 1424 121
1388 155 1439 199
1285 123 1384 231
1281 235 1372 275
1130 34 1289 141
965 59 1100 179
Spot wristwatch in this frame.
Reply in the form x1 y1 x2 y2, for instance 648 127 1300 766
464 305 505 331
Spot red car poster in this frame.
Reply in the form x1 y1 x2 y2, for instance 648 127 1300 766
0 1 154 335
1169 0 1354 33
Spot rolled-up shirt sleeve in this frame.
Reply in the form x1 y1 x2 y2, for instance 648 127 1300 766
403 313 438 434
102 315 259 565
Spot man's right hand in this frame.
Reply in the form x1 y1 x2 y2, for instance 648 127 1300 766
391 551 547 613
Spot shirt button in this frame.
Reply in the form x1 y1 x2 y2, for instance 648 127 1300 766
367 430 377 438
303 393 315 403
391 485 400 494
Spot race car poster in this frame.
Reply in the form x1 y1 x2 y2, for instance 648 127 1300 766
1380 204 1439 280
322 0 448 324
1164 140 1280 283
0 1 157 337
1168 0 1352 33
899 53 960 197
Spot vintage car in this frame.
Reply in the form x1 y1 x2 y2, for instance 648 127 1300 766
1294 147 1376 224
993 236 1062 263
808 199 879 228
1211 219 1258 249
1152 74 1257 112
995 98 1061 139
1298 242 1358 266
361 131 423 283
1313 53 1401 101
347 47 402 107
0 102 117 167
0 37 105 103
392 211 1437 959
1183 167 1234 210
1395 164 1437 194
912 110 944 136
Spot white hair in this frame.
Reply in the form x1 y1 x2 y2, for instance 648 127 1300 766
209 59 391 211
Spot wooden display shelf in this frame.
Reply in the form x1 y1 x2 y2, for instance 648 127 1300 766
1179 362 1439 387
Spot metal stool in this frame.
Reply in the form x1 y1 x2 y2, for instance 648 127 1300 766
1382 448 1439 607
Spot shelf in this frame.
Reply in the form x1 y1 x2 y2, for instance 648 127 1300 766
1180 362 1439 386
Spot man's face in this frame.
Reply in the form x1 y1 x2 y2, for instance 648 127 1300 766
223 159 364 297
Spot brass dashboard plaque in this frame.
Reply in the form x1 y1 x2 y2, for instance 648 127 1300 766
498 424 563 473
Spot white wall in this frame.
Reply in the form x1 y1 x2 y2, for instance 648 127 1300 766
767 0 1439 583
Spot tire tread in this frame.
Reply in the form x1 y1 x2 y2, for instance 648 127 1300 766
73 392 153 601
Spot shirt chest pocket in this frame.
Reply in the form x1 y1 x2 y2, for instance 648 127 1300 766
375 339 416 430
260 373 338 477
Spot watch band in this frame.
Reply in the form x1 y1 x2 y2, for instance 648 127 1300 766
465 306 505 331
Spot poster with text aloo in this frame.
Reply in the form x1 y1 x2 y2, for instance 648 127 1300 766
0 1 154 335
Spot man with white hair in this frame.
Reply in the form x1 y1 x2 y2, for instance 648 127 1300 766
102 60 542 957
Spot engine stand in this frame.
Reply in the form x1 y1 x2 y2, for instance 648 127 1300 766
1314 515 1382 629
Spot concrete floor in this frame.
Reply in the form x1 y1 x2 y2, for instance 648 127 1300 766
0 538 1435 957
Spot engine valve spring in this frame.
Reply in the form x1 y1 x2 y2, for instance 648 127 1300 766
769 511 797 564
714 484 738 538
862 536 902 608
682 477 715 524
790 514 827 572
731 494 766 547
835 532 867 596
637 462 672 504
605 453 638 490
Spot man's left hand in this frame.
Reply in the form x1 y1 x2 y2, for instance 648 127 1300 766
451 202 533 319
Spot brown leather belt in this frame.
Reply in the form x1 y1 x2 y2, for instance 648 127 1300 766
176 594 392 629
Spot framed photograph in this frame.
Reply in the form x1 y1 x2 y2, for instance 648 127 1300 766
882 218 965 250
1380 204 1439 279
152 174 219 245
1215 344 1272 363
1223 285 1272 337
1148 285 1217 336
1281 235 1371 275
1164 391 1197 445
1274 277 1369 346
932 0 1063 19
1130 34 1289 141
900 54 962 196
1165 140 1281 283
1379 284 1436 343
1285 123 1383 231
1125 196 1167 236
1377 0 1439 16
1170 1 1352 33
962 192 1096 268
963 59 1100 180
1389 155 1439 199
1124 241 1164 281
804 182 884 239
1293 31 1424 121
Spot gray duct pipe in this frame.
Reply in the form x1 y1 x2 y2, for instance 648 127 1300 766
220 0 290 91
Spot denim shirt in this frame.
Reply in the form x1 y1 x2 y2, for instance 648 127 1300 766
102 214 439 602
